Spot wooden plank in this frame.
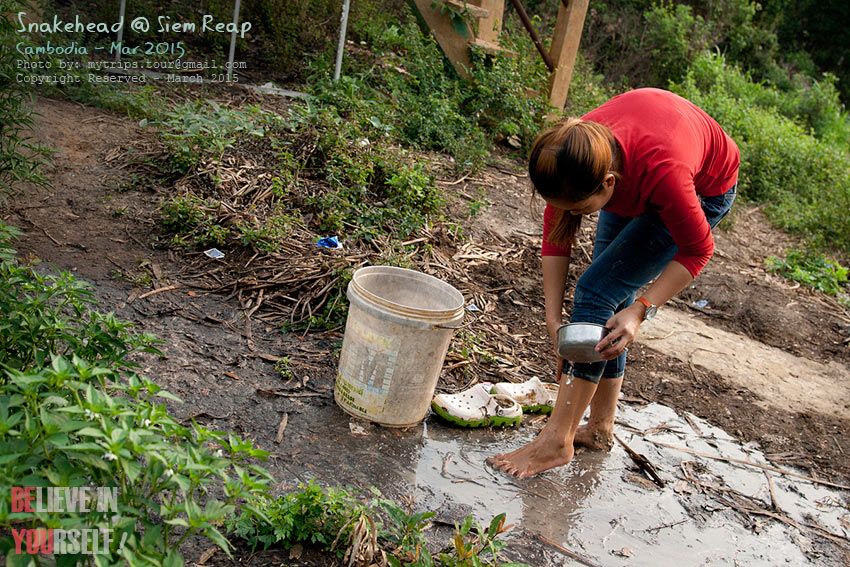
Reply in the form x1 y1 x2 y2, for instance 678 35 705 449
548 0 589 111
444 0 490 19
471 38 516 57
471 0 505 44
410 0 473 77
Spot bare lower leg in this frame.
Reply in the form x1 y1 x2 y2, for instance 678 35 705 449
487 377 598 478
574 376 623 451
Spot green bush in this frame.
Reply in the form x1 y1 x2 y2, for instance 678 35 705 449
766 247 849 303
672 53 850 253
0 253 160 372
160 192 231 247
227 483 527 567
337 8 550 168
643 2 709 86
226 481 366 552
157 101 273 172
685 52 850 151
293 101 446 241
0 0 52 198
0 222 273 566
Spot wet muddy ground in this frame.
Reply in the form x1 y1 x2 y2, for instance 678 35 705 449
3 96 849 565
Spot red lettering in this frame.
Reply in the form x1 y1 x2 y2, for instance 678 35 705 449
36 529 53 554
25 528 38 554
23 486 35 513
11 528 26 554
11 487 24 513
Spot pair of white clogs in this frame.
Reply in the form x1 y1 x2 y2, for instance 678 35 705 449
430 377 558 428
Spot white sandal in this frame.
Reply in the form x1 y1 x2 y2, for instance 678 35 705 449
431 383 523 427
490 377 558 414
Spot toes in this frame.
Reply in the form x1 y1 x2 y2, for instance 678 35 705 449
490 459 524 477
491 460 517 476
502 464 519 476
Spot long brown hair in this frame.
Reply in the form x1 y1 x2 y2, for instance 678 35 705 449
529 118 618 249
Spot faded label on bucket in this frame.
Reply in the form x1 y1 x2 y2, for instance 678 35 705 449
336 319 399 416
350 318 392 350
339 342 398 398
335 374 371 416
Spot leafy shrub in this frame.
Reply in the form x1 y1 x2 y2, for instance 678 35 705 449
702 0 780 83
684 52 850 151
672 54 850 253
337 8 550 168
294 102 446 241
0 0 52 198
643 2 709 86
160 192 230 247
766 248 849 303
0 259 160 372
226 481 366 552
227 483 526 567
157 101 272 172
0 222 273 566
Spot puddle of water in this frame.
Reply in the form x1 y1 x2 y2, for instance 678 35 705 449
282 401 849 566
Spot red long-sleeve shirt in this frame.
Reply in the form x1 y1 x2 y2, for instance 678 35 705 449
542 88 739 277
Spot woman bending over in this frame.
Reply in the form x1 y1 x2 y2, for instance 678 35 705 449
489 88 739 478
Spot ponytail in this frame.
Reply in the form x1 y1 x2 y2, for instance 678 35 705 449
529 119 617 249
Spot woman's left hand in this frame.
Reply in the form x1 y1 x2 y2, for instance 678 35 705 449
595 303 643 360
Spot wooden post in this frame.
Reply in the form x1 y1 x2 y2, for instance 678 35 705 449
226 0 242 82
410 0 473 77
472 0 505 44
115 0 126 62
548 0 589 111
334 0 353 80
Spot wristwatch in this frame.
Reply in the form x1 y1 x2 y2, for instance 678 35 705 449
636 297 657 321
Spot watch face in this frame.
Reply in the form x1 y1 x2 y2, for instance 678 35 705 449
645 305 657 321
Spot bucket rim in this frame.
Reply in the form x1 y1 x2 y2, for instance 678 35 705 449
350 265 464 319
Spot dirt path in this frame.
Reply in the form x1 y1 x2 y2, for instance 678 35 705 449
4 95 849 564
642 309 850 418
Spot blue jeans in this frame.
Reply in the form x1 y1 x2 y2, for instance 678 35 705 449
565 185 737 383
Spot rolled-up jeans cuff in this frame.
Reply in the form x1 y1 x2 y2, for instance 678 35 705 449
562 353 624 383
562 359 604 384
601 348 626 379
601 372 625 379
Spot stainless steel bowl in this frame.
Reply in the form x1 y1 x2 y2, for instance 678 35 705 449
557 323 609 363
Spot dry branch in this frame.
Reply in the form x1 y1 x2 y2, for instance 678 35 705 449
535 534 601 567
649 439 850 490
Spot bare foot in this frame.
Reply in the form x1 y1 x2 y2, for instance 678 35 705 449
573 424 614 451
487 434 574 478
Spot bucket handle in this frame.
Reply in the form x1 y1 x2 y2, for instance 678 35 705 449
432 308 481 330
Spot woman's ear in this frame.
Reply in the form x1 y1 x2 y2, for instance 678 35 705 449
603 172 616 191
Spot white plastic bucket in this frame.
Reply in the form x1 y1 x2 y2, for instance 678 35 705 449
335 265 464 427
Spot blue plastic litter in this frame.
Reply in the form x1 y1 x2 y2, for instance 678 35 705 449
693 299 709 308
204 248 225 259
317 236 343 249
